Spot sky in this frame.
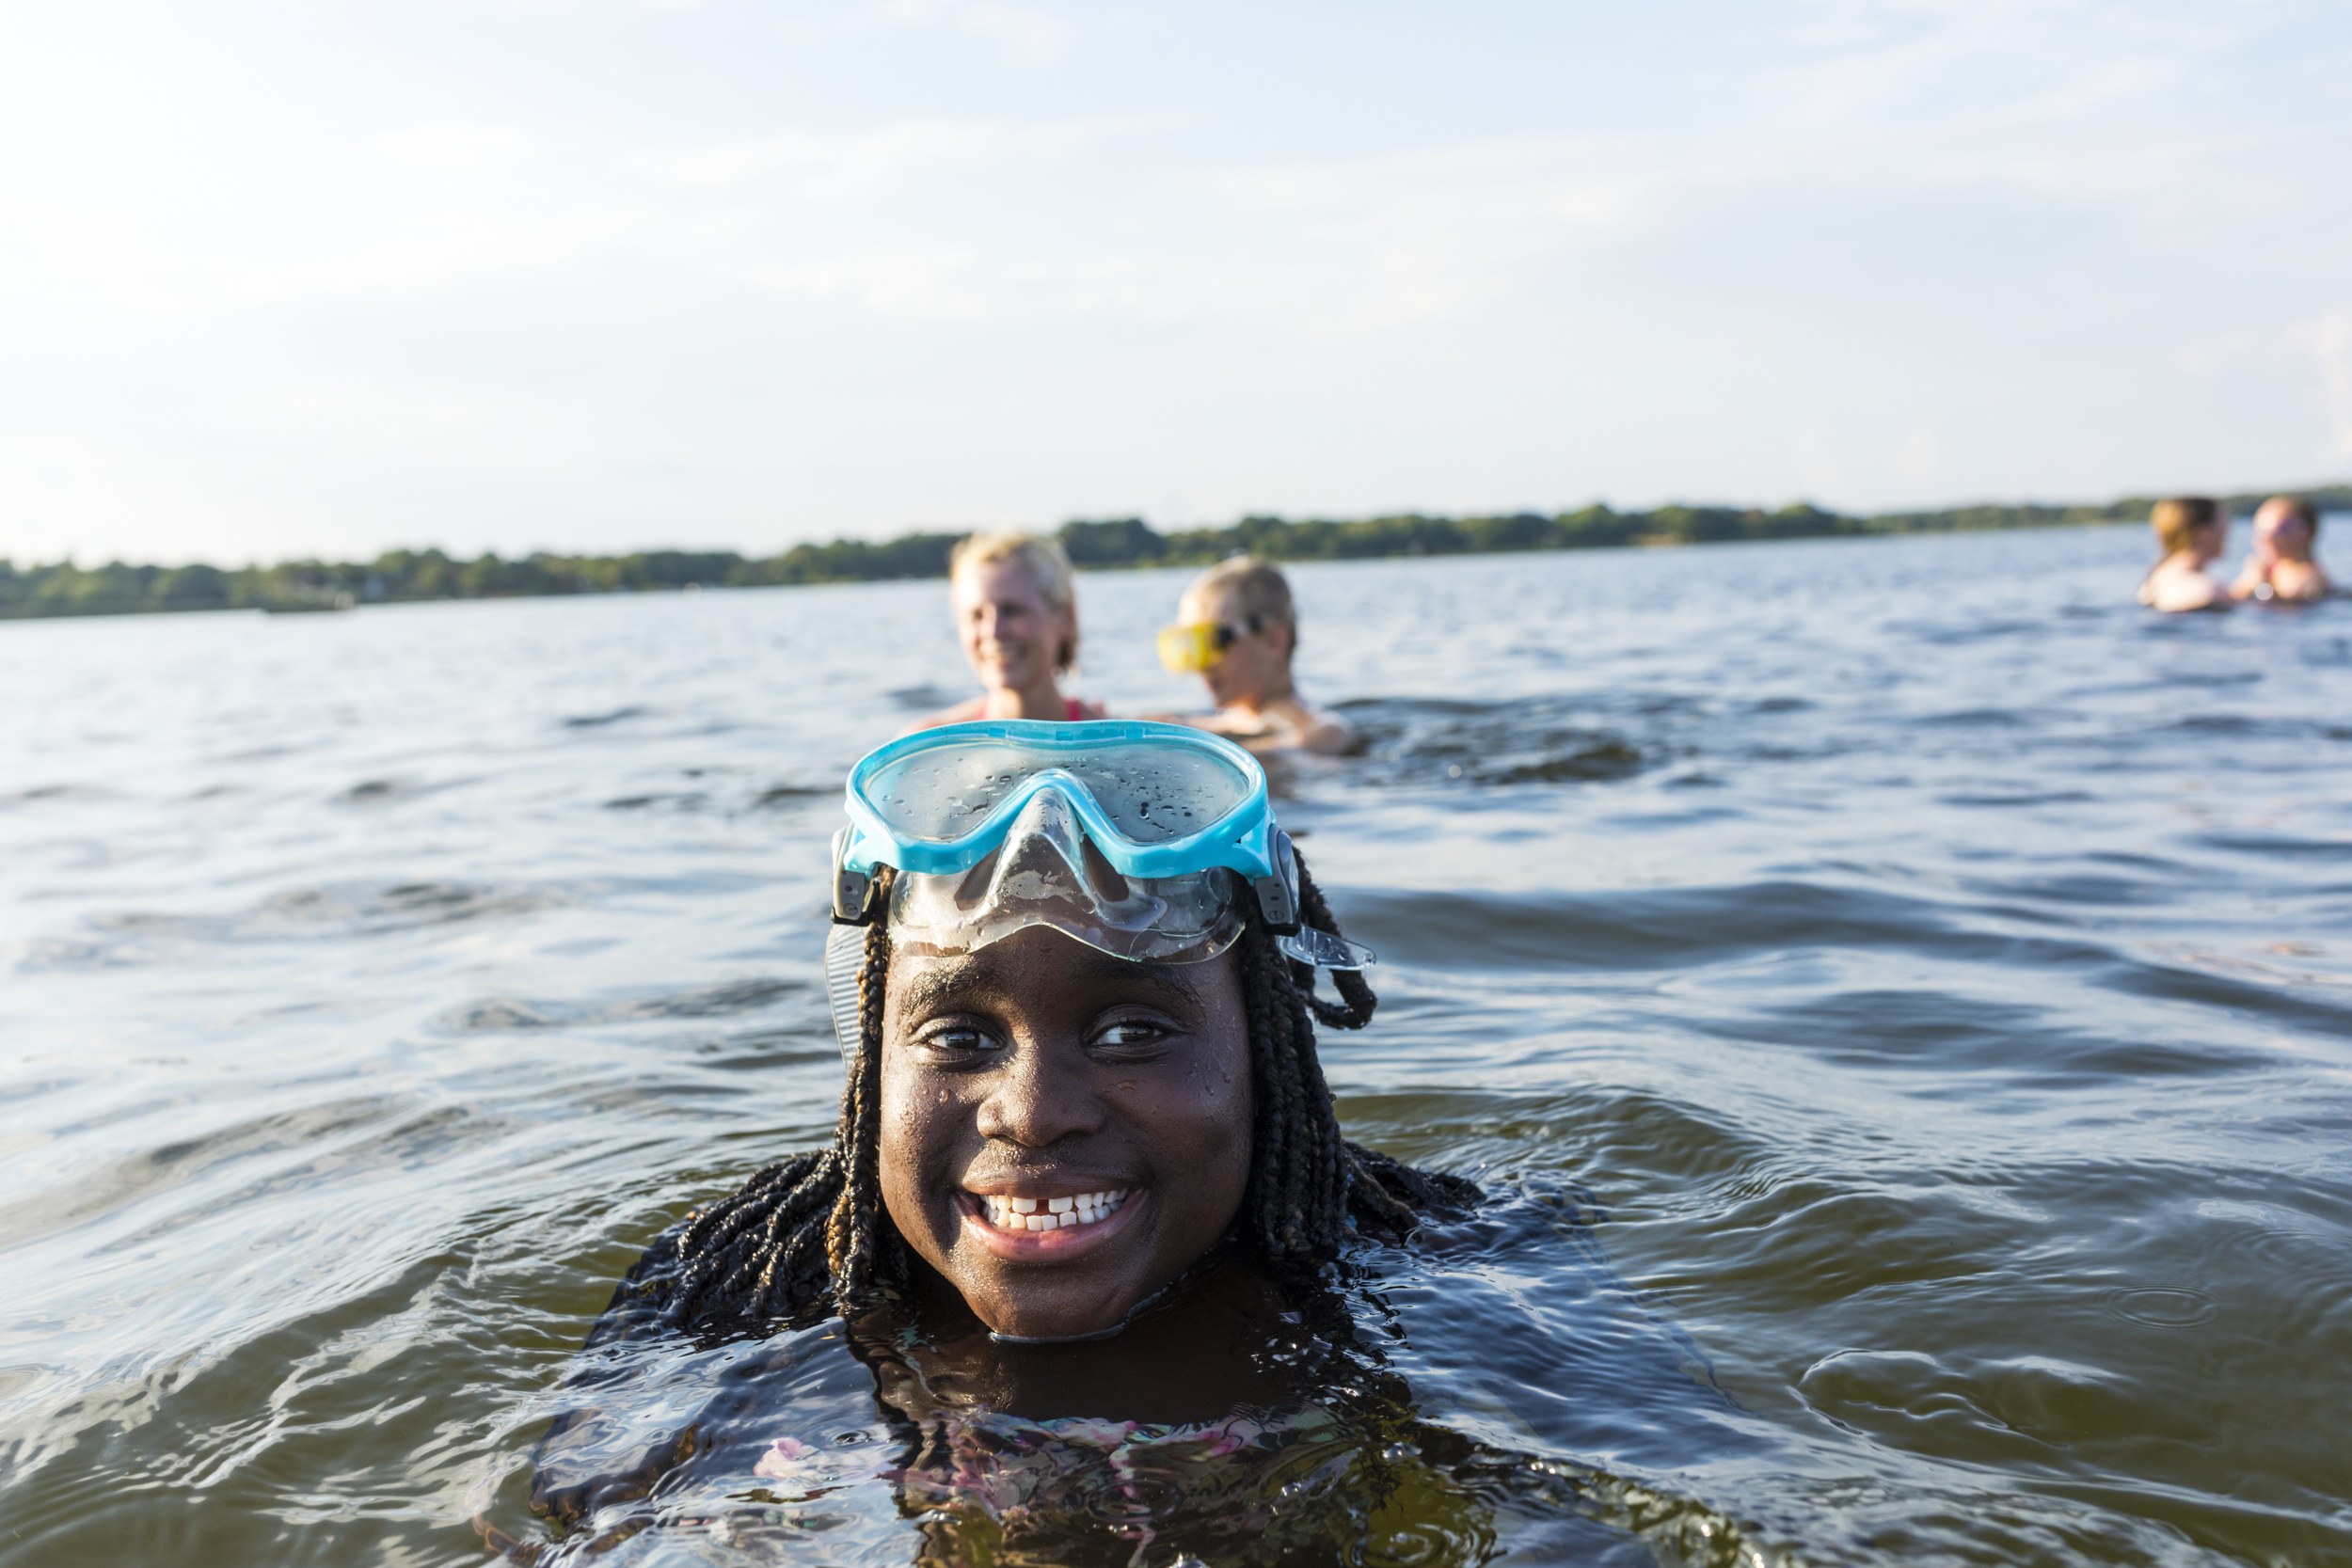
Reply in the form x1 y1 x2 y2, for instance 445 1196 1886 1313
3 0 2349 565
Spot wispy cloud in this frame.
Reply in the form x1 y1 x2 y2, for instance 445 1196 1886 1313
874 0 1073 64
2298 306 2352 461
734 247 998 319
1768 0 2255 129
627 116 1166 195
690 103 2308 337
368 122 545 179
0 191 675 317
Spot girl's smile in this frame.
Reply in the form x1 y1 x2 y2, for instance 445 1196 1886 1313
959 1183 1139 1260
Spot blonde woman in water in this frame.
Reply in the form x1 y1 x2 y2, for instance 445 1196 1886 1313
914 532 1106 730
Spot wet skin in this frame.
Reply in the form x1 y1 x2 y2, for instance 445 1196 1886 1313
879 927 1254 1343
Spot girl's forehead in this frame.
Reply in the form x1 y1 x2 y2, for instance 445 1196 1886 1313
955 559 1047 603
884 937 1227 1012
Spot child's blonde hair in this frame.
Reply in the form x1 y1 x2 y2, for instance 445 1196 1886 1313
2151 497 2222 555
1184 556 1298 654
950 531 1080 673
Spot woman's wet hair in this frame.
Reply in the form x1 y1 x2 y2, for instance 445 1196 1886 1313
950 531 1081 673
2151 496 2222 555
618 853 1474 1338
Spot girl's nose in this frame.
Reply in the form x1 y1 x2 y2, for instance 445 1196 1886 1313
975 1043 1104 1148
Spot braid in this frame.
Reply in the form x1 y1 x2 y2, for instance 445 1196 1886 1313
1291 856 1378 1032
825 917 895 1308
654 882 906 1334
632 854 1470 1334
1235 856 1474 1276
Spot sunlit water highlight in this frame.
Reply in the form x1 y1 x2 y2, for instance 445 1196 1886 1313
4 527 2350 1565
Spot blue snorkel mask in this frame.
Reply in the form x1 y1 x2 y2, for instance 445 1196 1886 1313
823 720 1373 1058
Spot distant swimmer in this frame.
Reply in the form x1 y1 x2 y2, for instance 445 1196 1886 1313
2231 496 2331 604
1153 557 1356 756
2137 497 2231 613
912 532 1106 731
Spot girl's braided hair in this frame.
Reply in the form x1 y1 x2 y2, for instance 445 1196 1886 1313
601 853 1475 1338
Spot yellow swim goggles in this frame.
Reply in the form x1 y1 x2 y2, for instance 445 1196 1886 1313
1156 618 1255 674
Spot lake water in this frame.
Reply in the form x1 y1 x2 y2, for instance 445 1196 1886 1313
5 526 2349 1566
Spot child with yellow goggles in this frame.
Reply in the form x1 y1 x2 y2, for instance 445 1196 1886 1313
1151 558 1357 756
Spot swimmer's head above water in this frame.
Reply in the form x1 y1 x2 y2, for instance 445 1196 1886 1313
1153 557 1358 756
2252 497 2320 561
909 532 1104 731
1161 557 1297 703
2150 496 2226 562
2139 497 2233 612
648 721 1467 1343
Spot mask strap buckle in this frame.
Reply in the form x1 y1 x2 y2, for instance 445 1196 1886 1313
1251 827 1377 970
832 827 879 926
1251 828 1301 934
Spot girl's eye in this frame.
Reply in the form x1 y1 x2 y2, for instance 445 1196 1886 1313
1093 1021 1166 1051
916 1022 998 1058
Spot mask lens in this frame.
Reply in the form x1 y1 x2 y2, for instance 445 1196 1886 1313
863 738 1255 845
891 788 1243 961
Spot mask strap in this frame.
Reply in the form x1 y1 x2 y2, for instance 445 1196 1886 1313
1279 927 1375 971
825 922 866 1065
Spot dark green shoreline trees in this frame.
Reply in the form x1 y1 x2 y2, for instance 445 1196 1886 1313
6 485 2344 620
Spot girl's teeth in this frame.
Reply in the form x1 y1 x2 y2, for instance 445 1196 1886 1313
979 1190 1127 1232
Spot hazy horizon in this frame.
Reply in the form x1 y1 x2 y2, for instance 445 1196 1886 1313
16 488 2352 575
6 1 2349 565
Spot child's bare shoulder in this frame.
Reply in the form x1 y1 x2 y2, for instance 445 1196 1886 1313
1263 697 1356 755
903 695 988 736
2147 567 2227 612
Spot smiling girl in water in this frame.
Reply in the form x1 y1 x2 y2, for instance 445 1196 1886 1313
524 721 1476 1561
914 534 1106 729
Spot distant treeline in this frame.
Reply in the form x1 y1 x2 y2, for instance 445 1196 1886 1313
6 484 2346 621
